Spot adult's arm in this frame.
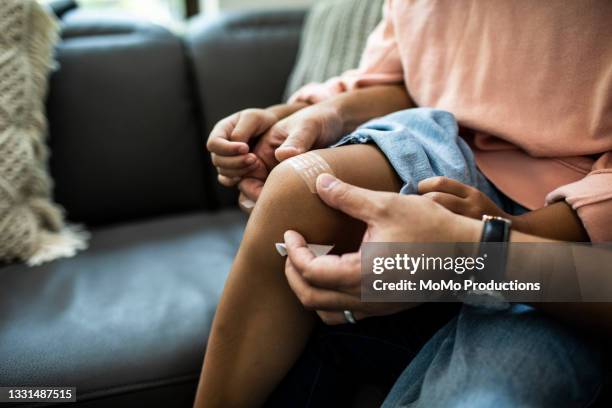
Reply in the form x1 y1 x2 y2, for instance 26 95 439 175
273 84 413 160
289 0 403 105
208 82 411 188
237 84 413 202
285 174 612 334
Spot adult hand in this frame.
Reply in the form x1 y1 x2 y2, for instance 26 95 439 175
238 104 345 204
284 174 482 324
284 231 410 324
316 174 482 244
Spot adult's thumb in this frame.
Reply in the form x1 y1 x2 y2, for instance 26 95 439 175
316 174 381 223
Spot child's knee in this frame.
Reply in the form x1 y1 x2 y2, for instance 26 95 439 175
246 151 350 243
245 150 365 250
254 155 325 221
273 151 334 192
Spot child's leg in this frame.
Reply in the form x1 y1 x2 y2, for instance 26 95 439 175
194 144 402 408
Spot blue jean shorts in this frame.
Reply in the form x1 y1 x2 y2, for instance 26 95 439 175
333 108 525 215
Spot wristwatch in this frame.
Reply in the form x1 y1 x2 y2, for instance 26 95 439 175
480 215 512 243
459 215 513 309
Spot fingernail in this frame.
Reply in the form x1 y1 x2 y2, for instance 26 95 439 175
245 155 256 165
317 173 338 190
240 198 255 209
283 230 292 242
237 144 249 154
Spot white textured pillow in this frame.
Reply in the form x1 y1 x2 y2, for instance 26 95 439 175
0 0 87 265
284 0 384 100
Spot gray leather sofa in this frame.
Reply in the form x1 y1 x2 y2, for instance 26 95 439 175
0 3 304 407
2 3 609 408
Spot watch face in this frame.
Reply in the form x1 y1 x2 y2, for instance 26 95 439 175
480 216 512 243
482 215 512 227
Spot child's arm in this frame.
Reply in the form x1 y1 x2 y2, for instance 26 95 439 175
509 201 588 241
418 177 589 242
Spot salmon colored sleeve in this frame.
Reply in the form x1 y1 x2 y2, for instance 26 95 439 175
546 153 612 242
289 0 404 104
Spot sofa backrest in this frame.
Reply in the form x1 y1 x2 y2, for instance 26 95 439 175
46 9 305 225
47 9 305 225
47 11 209 226
186 10 305 208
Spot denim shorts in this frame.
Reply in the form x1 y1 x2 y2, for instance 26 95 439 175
333 108 526 216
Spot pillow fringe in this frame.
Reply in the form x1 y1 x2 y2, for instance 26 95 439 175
0 0 89 266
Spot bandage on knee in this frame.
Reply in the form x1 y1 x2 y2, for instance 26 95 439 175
287 152 334 193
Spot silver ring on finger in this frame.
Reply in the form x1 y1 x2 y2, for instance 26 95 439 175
343 310 357 324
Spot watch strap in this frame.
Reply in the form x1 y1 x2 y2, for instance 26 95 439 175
480 215 512 242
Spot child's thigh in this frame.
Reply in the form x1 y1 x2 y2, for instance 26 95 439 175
246 145 401 253
314 144 402 193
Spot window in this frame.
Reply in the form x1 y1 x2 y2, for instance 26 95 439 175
217 0 313 10
77 0 188 30
48 0 314 30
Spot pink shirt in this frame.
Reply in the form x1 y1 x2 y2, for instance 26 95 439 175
291 0 612 242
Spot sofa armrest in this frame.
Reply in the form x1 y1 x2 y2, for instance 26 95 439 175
186 9 306 207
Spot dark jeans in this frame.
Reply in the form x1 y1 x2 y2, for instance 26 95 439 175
265 304 460 408
266 303 604 408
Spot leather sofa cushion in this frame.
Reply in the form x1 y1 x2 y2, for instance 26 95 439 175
47 11 208 226
0 211 245 404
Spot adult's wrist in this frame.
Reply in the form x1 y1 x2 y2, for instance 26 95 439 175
450 215 483 242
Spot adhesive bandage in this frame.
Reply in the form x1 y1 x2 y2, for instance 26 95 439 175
287 152 334 193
